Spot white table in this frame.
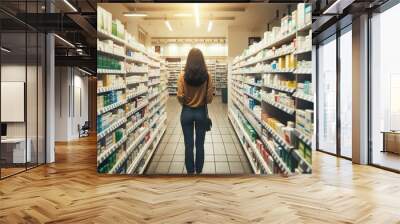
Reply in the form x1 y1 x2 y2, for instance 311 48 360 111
1 138 31 163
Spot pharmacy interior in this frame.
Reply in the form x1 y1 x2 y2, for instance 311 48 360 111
96 3 314 175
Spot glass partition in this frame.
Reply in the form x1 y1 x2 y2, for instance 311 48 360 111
339 27 352 158
0 1 46 179
370 2 400 172
317 35 337 155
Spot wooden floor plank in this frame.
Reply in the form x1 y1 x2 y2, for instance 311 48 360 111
0 135 400 223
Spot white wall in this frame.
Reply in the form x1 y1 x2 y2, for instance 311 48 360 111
227 25 264 61
1 63 46 163
55 67 89 141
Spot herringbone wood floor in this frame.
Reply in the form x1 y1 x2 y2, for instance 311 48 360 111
1 135 400 224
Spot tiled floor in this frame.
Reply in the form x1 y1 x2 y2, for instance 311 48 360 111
146 97 252 175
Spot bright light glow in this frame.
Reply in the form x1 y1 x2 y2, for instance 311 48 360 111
123 12 148 17
1 47 11 53
174 13 192 17
54 34 75 48
63 0 78 12
194 4 200 27
78 68 92 76
207 21 213 32
165 20 172 31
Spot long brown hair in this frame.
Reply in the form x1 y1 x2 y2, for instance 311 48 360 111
184 48 208 86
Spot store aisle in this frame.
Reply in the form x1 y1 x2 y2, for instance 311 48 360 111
146 97 253 174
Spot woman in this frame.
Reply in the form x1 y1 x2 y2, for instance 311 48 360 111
177 48 214 174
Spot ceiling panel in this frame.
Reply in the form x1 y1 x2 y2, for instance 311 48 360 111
100 3 292 38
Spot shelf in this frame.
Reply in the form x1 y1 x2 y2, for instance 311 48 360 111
126 89 148 101
97 49 125 60
97 100 126 116
149 99 161 110
233 23 311 67
295 129 312 146
126 101 149 118
125 55 148 64
125 42 146 54
126 69 148 74
294 48 312 55
297 23 312 33
228 113 260 174
262 121 294 152
97 69 125 74
262 97 295 115
126 117 147 135
126 79 148 85
148 64 161 69
245 82 262 88
264 84 295 94
243 92 261 102
97 30 126 46
243 112 262 138
232 68 295 75
267 32 297 49
148 82 160 86
148 75 161 78
138 122 167 174
245 106 262 124
293 91 313 103
97 117 127 141
125 128 155 174
148 104 162 119
109 128 150 174
232 32 296 66
236 49 296 69
97 84 126 94
148 91 160 100
292 149 312 173
261 137 291 175
97 136 127 164
229 109 272 174
293 68 312 74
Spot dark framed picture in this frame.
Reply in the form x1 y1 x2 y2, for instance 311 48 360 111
248 37 261 46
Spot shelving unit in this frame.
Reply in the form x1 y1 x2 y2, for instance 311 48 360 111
97 6 168 174
165 58 228 96
215 62 228 96
229 3 313 175
166 61 181 95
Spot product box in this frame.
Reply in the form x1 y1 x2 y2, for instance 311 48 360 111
281 16 289 36
297 3 305 29
97 6 103 31
291 10 297 31
305 4 312 25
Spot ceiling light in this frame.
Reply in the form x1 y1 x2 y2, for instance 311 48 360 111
54 34 75 48
174 13 192 17
1 47 11 53
78 68 92 76
165 20 172 31
207 21 213 32
194 4 200 27
123 12 148 17
63 0 78 12
322 0 354 15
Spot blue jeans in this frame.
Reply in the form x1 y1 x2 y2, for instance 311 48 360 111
180 105 207 174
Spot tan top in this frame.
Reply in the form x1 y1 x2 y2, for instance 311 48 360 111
177 73 214 108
